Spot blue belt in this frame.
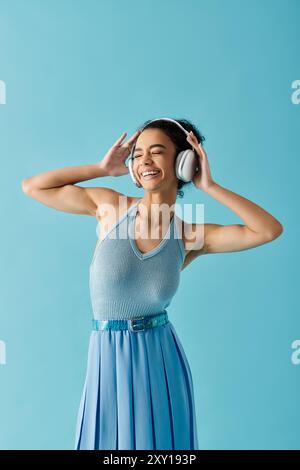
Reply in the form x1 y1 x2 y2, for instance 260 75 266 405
92 311 169 332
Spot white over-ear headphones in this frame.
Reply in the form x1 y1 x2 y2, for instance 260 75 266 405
127 118 199 188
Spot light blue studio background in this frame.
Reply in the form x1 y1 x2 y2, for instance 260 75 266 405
0 0 299 450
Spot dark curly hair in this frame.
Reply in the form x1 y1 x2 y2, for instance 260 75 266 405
136 117 205 198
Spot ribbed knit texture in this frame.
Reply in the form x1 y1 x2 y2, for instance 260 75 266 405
89 198 185 320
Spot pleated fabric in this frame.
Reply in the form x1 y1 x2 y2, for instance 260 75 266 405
74 320 199 450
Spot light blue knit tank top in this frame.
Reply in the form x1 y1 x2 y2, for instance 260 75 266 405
89 198 186 320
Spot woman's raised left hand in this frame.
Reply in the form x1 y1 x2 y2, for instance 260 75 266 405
186 131 215 191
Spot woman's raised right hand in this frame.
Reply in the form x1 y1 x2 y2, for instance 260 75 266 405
98 129 142 176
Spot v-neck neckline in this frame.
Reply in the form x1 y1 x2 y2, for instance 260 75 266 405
128 198 175 260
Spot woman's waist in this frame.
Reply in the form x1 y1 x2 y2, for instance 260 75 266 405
92 310 169 332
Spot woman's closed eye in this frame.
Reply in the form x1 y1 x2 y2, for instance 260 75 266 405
134 152 162 159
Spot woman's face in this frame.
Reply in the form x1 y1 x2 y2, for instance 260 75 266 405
132 128 178 191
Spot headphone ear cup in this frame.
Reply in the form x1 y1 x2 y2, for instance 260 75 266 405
128 157 142 188
175 149 198 182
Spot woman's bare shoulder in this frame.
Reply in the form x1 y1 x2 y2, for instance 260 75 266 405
86 187 136 222
175 216 205 254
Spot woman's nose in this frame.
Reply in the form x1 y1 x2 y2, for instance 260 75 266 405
140 153 153 164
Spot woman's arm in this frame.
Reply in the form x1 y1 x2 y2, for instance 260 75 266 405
21 129 141 216
22 163 114 216
201 182 283 254
183 131 283 261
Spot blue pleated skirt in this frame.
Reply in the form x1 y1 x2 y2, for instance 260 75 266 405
74 320 199 450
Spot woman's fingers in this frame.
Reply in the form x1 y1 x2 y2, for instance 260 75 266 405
126 129 142 147
187 137 206 161
187 131 200 145
186 134 198 149
113 132 127 147
187 132 206 157
112 129 140 151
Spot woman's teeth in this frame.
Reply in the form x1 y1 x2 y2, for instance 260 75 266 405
141 171 160 180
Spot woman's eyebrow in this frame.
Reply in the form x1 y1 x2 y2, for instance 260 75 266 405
134 144 167 152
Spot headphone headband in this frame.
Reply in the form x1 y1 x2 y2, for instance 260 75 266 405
130 118 189 158
139 117 189 136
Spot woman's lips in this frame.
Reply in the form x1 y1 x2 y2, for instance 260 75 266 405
140 171 161 181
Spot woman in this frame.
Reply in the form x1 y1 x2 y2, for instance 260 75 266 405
22 118 283 450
